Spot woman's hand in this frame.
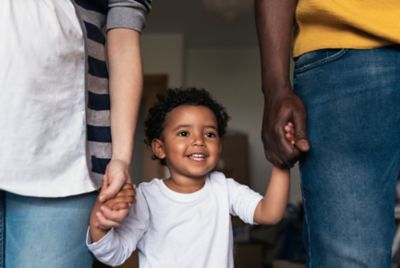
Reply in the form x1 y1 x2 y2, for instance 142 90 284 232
99 159 131 202
89 179 135 242
95 182 135 230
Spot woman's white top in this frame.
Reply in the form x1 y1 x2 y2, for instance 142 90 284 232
0 0 93 197
87 171 263 268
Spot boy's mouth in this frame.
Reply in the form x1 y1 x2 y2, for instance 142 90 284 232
188 153 207 161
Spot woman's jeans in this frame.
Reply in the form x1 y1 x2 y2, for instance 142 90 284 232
293 45 400 267
0 190 97 268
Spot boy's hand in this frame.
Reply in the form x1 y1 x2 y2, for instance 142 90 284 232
94 204 130 230
261 90 310 168
96 181 135 230
284 122 295 146
105 183 136 210
89 181 135 242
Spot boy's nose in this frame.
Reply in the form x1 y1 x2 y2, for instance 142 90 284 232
192 135 205 147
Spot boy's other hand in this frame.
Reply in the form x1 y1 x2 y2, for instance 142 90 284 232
91 181 134 232
261 88 310 168
95 205 130 230
104 183 136 210
284 122 295 145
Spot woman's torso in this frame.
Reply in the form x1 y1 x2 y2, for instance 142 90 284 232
0 0 94 197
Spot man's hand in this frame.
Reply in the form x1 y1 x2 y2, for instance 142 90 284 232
262 87 310 168
255 0 305 168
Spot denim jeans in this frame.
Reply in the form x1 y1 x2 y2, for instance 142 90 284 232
0 191 97 268
293 45 400 268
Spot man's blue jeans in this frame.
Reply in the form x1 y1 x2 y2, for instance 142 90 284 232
0 191 97 268
293 45 400 268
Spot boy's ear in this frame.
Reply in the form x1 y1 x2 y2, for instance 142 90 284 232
151 138 166 160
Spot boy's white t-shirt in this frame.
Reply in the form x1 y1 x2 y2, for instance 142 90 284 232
87 171 263 268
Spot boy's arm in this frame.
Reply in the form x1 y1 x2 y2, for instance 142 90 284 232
253 167 290 224
89 199 110 242
99 28 143 203
88 185 149 266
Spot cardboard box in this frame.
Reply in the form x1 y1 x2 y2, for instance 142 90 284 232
234 243 264 268
217 132 250 185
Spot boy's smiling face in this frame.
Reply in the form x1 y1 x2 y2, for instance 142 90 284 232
152 105 221 182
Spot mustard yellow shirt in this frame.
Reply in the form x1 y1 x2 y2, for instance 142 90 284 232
293 0 400 57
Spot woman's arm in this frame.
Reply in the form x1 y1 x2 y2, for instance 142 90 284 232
99 28 143 202
253 167 290 224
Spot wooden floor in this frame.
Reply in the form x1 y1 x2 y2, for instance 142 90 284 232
274 261 400 268
274 260 305 268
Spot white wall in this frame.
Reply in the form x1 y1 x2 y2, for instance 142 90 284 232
132 33 184 182
141 33 184 87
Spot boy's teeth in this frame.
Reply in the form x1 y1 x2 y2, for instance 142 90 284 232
190 153 205 159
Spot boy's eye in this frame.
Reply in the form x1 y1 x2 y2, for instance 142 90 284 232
205 132 217 138
178 131 189 137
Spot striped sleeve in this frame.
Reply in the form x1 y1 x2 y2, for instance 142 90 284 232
107 0 152 32
72 0 152 180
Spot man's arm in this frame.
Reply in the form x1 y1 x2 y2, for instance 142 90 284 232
255 0 309 168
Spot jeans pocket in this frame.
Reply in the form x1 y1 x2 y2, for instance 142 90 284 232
294 49 347 75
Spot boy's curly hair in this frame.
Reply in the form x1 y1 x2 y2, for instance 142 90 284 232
144 87 230 164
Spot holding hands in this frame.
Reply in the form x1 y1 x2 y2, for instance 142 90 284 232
95 181 135 230
99 159 132 202
89 160 136 242
261 89 310 168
